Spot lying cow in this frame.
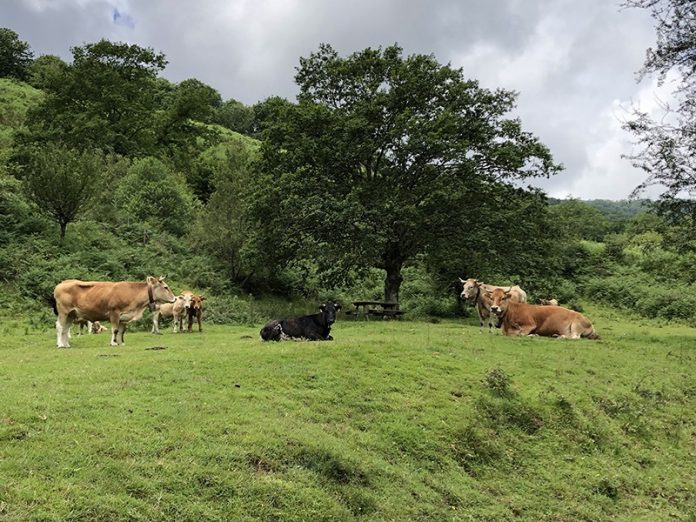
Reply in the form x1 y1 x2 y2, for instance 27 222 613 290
72 319 107 336
260 303 341 341
487 287 598 339
184 294 205 333
53 276 176 347
459 278 527 333
538 298 559 306
152 293 189 334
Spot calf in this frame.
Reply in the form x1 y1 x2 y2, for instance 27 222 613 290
152 294 188 334
459 278 527 333
185 294 206 333
260 303 341 341
487 287 598 339
538 298 559 306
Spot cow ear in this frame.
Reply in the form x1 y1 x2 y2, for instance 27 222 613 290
200 296 206 301
146 276 154 284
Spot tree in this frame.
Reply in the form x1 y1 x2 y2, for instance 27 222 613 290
215 98 255 135
0 28 34 80
114 157 197 236
547 199 610 242
19 144 104 240
622 1 696 216
260 44 560 304
27 54 68 90
27 40 167 156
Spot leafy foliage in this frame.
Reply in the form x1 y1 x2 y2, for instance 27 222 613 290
0 28 34 80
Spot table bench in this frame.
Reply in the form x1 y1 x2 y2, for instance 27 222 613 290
351 301 404 320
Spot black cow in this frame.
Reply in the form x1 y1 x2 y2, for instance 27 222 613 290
260 303 341 341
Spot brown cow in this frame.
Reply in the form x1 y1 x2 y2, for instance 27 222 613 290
53 276 176 347
184 294 206 333
538 298 559 306
487 287 598 339
459 278 527 333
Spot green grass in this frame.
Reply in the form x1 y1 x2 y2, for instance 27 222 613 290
1 309 694 521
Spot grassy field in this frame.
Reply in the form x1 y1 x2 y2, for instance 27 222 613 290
1 309 694 521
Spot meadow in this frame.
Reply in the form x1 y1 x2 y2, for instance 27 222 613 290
1 310 694 521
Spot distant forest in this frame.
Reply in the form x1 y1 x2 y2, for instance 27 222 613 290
1 27 695 325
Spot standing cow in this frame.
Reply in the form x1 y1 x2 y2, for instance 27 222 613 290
260 303 341 341
53 276 176 347
459 278 527 332
487 287 598 339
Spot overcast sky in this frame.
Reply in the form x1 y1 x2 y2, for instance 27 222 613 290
2 0 669 200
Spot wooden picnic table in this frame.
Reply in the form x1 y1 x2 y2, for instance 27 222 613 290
350 301 404 320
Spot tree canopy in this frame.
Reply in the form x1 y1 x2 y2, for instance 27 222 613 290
259 44 560 303
622 0 696 217
0 28 34 81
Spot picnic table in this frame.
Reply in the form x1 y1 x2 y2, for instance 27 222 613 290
349 301 404 320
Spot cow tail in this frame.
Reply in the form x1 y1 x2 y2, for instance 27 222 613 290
49 296 58 315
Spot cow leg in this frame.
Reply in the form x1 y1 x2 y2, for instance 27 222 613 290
118 323 126 345
109 312 120 346
152 311 160 334
197 311 202 333
56 315 71 348
87 321 93 334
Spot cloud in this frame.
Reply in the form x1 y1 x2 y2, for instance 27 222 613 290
1 0 667 200
112 8 134 29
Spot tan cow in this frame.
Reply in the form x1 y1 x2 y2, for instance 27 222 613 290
459 278 527 333
151 293 189 334
53 276 176 347
74 319 108 335
487 287 598 339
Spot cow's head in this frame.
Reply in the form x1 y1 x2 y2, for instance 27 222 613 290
179 291 194 310
190 295 205 313
459 278 481 301
486 287 512 316
147 276 177 303
319 303 341 325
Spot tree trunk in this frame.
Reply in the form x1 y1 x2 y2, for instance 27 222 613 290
383 258 404 308
59 221 67 241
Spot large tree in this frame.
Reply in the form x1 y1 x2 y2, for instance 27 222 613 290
0 28 34 80
623 1 696 217
259 44 560 304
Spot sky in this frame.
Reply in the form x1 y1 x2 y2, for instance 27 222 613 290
1 0 670 200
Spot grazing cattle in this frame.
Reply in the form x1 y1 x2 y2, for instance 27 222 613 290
151 293 189 334
260 303 341 341
53 276 176 347
539 298 559 306
459 278 527 333
184 294 206 333
487 287 598 339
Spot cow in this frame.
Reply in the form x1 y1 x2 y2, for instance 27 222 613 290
487 287 599 339
151 293 189 334
538 298 559 306
260 303 341 341
184 294 206 333
53 276 176 347
459 278 527 333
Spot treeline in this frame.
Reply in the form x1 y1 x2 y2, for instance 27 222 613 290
0 27 694 324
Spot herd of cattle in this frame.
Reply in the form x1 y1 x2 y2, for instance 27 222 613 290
49 276 597 348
